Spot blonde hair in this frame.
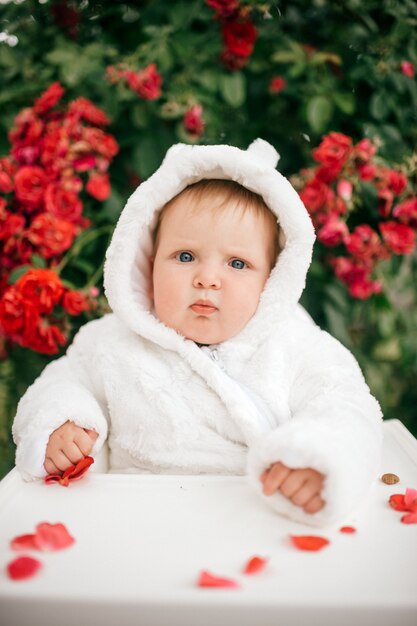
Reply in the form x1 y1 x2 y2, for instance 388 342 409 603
153 179 281 265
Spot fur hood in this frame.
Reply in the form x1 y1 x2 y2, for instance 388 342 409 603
104 139 316 351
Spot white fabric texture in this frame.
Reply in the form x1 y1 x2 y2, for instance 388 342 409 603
12 139 383 526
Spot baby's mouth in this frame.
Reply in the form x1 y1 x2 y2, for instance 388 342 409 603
190 300 218 315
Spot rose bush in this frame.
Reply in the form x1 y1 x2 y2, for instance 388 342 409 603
0 0 416 477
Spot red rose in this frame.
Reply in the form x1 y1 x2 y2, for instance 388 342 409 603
86 173 111 201
16 268 64 313
345 225 387 261
312 132 353 169
9 109 44 165
222 20 257 58
385 169 408 195
82 128 119 159
0 287 38 337
39 126 70 174
317 218 348 247
33 83 65 115
353 138 377 163
299 177 334 214
26 213 76 259
380 221 416 255
358 163 377 181
14 166 47 210
62 290 90 315
0 157 16 193
400 61 415 78
68 97 110 126
183 105 205 137
377 188 394 218
44 183 83 222
23 318 67 355
393 197 417 228
206 0 239 19
269 76 286 94
125 64 162 100
331 257 381 300
0 211 25 241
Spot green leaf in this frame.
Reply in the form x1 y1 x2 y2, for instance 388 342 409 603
306 96 333 133
219 72 246 108
196 70 219 93
271 50 299 64
132 135 163 179
333 92 356 115
7 265 31 285
370 92 389 120
131 105 150 129
30 255 47 269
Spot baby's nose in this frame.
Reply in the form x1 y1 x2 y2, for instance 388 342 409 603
193 266 221 289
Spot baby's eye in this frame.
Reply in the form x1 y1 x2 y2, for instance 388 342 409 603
177 251 194 263
229 259 247 270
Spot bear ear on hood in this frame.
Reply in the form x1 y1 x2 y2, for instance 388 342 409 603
247 138 280 169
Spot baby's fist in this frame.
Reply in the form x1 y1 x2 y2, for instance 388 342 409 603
260 462 325 514
44 420 98 475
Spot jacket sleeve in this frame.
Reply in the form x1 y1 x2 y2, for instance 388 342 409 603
12 320 109 481
247 326 383 526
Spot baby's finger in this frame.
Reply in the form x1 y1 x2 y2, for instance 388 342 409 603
279 471 307 499
44 457 61 475
84 428 98 441
62 442 85 465
303 495 325 514
262 462 291 495
290 482 318 507
75 430 96 456
48 450 74 473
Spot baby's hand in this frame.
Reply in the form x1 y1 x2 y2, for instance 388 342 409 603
44 420 98 475
260 461 325 514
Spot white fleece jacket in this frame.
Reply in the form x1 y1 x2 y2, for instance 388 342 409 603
12 139 383 526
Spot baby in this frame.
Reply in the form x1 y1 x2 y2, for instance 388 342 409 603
13 139 383 526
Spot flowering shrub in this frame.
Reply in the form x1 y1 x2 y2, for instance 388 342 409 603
294 132 417 299
0 84 118 355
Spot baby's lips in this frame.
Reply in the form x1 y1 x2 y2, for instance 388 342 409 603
45 455 94 486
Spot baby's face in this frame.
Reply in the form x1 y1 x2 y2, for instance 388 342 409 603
151 195 275 344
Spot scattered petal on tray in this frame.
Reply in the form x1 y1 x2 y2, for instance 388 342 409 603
289 535 330 551
45 456 94 487
7 556 42 580
34 522 75 551
197 570 240 588
10 522 75 552
389 488 417 524
339 526 357 534
243 555 268 574
10 533 39 551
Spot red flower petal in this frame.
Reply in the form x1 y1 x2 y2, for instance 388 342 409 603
339 526 357 534
389 494 408 511
44 473 62 484
10 534 38 551
45 456 94 487
34 522 75 551
197 570 240 588
401 512 417 524
7 556 42 580
289 535 330 551
404 488 417 509
243 555 268 574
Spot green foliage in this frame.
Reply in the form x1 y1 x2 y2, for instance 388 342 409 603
0 0 416 477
